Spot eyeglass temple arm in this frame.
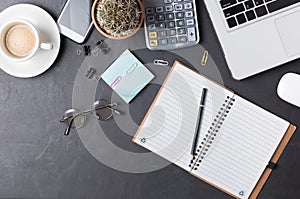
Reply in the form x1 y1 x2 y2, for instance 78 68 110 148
64 117 74 136
94 103 121 115
107 107 121 115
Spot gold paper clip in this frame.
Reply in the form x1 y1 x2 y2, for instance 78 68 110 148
154 59 169 66
201 51 209 66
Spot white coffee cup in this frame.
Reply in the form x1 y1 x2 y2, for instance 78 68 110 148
0 19 53 62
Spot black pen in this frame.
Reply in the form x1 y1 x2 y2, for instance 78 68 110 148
190 88 208 160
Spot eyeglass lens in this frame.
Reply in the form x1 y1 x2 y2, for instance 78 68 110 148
62 109 86 129
93 100 113 121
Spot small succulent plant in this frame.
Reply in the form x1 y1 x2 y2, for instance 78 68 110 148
96 0 143 38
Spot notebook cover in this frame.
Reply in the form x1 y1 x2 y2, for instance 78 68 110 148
133 61 296 198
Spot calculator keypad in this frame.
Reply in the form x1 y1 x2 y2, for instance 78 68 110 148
144 0 200 50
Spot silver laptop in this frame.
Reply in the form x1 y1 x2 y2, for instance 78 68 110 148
203 0 300 80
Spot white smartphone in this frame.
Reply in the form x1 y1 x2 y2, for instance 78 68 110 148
57 0 93 43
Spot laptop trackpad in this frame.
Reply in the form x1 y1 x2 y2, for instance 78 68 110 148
275 11 300 57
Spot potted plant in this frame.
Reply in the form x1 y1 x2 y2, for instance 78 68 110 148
92 0 144 39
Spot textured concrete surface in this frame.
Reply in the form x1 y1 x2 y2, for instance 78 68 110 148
0 0 299 198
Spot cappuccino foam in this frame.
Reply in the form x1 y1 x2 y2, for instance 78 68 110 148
6 24 35 57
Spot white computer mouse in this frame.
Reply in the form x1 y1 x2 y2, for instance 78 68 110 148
277 73 300 108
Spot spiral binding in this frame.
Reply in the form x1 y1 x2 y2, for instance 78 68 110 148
189 95 236 171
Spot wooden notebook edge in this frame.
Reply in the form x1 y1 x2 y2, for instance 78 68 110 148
249 124 296 199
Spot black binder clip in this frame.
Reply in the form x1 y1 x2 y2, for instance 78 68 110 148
267 161 277 170
77 45 91 56
91 40 110 56
85 67 101 81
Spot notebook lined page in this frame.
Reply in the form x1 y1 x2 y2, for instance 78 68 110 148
193 94 290 199
134 63 234 171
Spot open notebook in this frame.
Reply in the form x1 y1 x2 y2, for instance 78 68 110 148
133 61 296 199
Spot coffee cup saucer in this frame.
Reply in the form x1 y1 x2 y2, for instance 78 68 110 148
0 4 60 78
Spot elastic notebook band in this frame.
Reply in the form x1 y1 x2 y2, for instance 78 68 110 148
267 162 277 170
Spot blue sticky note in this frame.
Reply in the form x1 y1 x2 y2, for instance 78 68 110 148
101 49 155 103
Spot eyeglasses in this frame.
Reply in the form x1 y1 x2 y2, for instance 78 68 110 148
60 100 121 136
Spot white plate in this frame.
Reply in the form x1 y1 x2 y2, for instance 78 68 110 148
0 4 60 78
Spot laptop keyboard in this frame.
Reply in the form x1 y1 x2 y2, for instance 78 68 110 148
220 0 300 29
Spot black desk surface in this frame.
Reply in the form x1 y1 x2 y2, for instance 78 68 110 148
0 0 299 198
